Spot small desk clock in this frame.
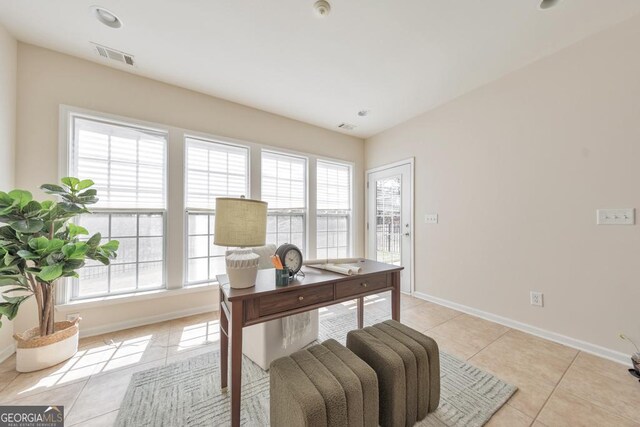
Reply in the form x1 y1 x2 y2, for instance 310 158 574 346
275 243 303 277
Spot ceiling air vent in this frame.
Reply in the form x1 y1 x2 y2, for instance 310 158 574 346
92 43 135 66
338 123 357 131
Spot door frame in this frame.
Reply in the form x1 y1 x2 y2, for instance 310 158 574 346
365 158 415 294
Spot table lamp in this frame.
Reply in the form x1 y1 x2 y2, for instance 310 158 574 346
214 197 268 289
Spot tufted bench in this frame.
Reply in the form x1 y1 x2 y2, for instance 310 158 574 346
347 320 440 427
269 339 379 427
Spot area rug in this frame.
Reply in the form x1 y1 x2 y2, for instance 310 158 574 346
116 310 516 426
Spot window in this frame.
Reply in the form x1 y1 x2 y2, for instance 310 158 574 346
316 160 352 259
185 137 249 285
261 151 306 252
69 116 167 299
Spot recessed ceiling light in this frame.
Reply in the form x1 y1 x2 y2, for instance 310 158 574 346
90 6 122 28
539 0 560 10
314 0 331 17
357 110 370 117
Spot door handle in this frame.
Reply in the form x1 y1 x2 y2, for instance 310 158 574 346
404 232 410 236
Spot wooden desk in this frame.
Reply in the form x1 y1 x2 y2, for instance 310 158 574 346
218 260 403 427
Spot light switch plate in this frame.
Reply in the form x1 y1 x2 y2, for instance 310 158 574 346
597 208 635 225
425 214 438 224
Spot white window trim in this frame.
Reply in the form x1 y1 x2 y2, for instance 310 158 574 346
262 149 309 254
58 105 356 304
316 159 354 258
183 135 251 286
70 209 168 300
59 106 170 304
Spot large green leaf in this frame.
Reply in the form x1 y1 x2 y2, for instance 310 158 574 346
28 236 49 252
17 250 38 260
77 179 94 191
101 240 119 252
40 200 54 210
46 239 65 253
67 243 88 260
0 302 22 321
10 219 44 234
63 259 84 271
22 200 42 217
68 223 88 239
0 192 13 207
40 184 66 195
37 264 63 282
86 233 101 247
61 177 80 189
0 278 21 286
3 253 15 266
8 190 32 209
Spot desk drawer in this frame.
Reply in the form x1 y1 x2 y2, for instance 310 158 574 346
336 274 390 299
259 286 334 317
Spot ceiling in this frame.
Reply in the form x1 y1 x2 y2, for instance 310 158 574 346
1 1 639 138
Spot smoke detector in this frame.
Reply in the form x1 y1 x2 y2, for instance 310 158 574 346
338 123 356 131
539 0 560 10
92 43 135 66
89 6 123 28
314 0 331 17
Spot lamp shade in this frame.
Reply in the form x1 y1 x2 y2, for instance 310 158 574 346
214 197 268 247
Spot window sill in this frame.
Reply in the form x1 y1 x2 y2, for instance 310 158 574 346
56 283 219 312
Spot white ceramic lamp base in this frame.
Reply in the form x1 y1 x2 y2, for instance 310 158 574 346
226 248 260 289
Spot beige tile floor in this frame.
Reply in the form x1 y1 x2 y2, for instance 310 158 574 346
0 293 638 426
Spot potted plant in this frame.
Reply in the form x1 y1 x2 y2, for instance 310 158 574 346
619 333 640 379
0 177 118 372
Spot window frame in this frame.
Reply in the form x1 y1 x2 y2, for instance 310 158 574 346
61 107 170 302
316 159 353 259
183 135 251 286
261 149 309 255
71 209 168 300
59 105 357 304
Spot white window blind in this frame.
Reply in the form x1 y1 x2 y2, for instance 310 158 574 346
185 137 249 210
185 138 249 285
261 151 306 209
69 115 167 300
262 151 307 252
317 160 350 211
71 116 167 209
317 160 352 259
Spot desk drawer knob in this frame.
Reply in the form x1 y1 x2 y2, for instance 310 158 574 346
298 296 304 301
362 283 368 288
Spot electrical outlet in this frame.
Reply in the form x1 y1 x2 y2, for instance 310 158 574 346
597 208 635 225
530 291 543 307
425 214 438 224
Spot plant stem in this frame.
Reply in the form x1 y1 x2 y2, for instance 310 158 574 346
41 284 52 337
29 274 45 336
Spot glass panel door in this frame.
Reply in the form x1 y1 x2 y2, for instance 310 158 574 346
367 162 413 293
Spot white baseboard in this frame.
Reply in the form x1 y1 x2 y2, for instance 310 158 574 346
0 343 15 363
78 304 217 338
413 291 629 366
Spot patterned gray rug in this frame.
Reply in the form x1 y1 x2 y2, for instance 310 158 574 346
116 310 516 426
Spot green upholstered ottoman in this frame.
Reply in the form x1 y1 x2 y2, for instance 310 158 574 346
346 321 440 427
269 339 379 427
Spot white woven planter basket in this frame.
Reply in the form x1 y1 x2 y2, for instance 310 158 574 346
13 319 80 373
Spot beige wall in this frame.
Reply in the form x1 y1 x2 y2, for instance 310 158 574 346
0 24 16 358
366 15 640 357
15 43 364 335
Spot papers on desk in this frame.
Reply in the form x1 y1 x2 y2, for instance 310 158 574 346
307 263 363 276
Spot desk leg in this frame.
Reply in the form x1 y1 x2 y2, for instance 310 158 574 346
229 299 244 427
391 271 401 322
357 297 364 329
219 288 228 391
